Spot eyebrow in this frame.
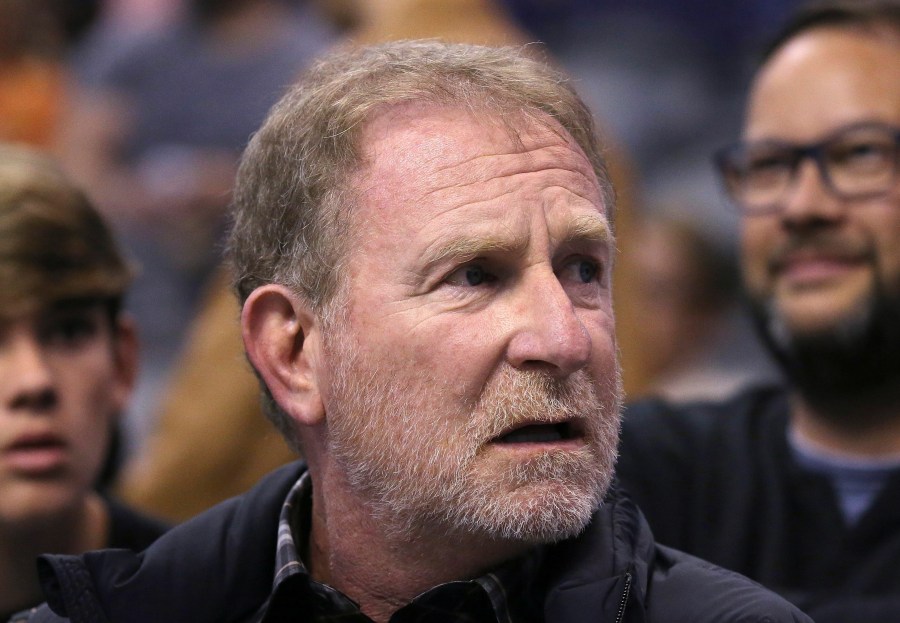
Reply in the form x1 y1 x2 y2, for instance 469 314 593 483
560 213 614 248
420 231 527 270
420 213 613 271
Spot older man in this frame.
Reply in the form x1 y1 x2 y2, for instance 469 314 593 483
618 1 900 621
28 41 809 623
0 145 167 621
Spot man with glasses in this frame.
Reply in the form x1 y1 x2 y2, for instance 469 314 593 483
617 1 900 622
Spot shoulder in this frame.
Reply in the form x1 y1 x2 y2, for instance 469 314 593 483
646 545 812 623
619 384 789 461
104 498 171 552
37 462 306 623
623 384 789 434
615 385 792 547
7 605 68 623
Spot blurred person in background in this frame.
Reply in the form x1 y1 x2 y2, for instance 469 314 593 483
624 210 748 401
0 0 66 148
0 145 167 621
617 1 900 620
58 0 336 452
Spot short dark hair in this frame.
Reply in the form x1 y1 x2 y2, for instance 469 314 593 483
762 0 900 62
0 143 133 323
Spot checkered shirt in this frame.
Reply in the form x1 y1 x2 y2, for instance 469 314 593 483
248 473 542 622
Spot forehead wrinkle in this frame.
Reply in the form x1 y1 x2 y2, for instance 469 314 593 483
426 140 598 197
421 169 602 223
413 175 605 255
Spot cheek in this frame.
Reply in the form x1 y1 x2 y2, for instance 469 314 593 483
740 220 777 294
384 309 506 394
582 311 618 376
871 208 900 284
58 358 118 463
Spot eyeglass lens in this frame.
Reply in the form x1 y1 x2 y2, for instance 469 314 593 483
719 124 899 213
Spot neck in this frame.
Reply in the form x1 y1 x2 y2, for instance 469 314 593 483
306 465 527 623
791 383 900 458
0 493 108 616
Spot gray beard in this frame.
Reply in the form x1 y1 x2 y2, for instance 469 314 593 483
322 323 622 545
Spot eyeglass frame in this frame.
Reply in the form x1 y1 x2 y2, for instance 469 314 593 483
713 121 900 216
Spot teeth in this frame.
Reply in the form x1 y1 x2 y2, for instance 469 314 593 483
499 424 563 443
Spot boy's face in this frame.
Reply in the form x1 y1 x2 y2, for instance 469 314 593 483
0 301 136 525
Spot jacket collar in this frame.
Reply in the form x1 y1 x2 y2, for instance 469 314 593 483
540 482 650 623
43 466 654 623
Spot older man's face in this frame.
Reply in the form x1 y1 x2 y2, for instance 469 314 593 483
319 103 620 543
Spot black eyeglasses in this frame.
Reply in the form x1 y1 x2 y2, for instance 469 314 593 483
714 122 900 215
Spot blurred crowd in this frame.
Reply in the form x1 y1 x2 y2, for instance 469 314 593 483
1 0 805 518
5 2 900 619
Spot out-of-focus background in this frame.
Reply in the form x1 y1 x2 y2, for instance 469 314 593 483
2 0 798 520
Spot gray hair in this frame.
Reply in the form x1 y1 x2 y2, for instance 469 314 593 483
227 39 614 447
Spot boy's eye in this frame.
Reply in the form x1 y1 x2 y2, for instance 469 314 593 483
43 313 100 348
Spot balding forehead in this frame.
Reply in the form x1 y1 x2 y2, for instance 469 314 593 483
360 104 602 208
746 28 900 140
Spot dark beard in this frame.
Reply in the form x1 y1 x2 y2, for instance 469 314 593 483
747 282 900 428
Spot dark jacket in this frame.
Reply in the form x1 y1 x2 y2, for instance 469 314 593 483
102 498 170 554
5 499 168 623
26 461 810 623
618 384 900 623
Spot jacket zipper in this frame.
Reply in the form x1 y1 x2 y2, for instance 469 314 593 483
614 571 632 623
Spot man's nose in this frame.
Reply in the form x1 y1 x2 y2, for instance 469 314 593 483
1 334 57 412
780 158 846 226
505 268 592 377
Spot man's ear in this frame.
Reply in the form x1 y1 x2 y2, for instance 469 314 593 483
241 285 325 427
111 313 139 415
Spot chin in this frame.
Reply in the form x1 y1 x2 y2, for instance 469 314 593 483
776 299 870 337
772 295 875 346
749 284 900 403
500 484 600 543
457 458 610 544
0 483 81 527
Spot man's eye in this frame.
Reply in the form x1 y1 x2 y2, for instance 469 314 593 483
446 264 497 287
577 260 599 283
562 258 602 285
744 154 793 181
830 140 892 170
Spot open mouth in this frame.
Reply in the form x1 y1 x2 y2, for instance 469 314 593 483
493 421 580 444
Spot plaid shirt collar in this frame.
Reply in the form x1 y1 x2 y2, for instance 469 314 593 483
250 473 542 623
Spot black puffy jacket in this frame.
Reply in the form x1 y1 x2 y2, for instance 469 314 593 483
23 462 812 623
